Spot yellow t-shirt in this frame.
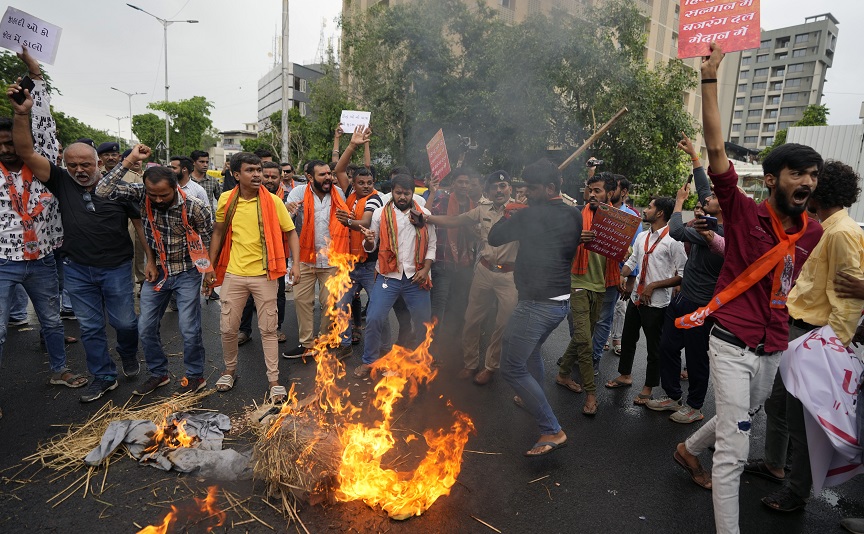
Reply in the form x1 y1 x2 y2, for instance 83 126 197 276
216 191 295 276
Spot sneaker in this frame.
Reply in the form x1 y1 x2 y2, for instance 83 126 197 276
646 396 683 412
60 309 77 320
121 356 141 378
238 332 252 346
8 318 28 327
133 375 170 396
174 377 206 396
330 345 353 360
79 377 118 403
282 345 313 359
670 405 704 424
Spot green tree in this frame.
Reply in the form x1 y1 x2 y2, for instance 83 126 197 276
53 110 118 148
132 112 165 152
147 96 214 157
759 104 829 158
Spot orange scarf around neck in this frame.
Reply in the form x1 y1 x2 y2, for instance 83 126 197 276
676 201 808 329
378 200 431 288
299 183 350 264
571 204 621 287
346 188 378 262
214 186 287 286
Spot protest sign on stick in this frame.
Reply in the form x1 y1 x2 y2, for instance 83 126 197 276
0 7 62 65
339 110 371 133
426 129 451 182
584 204 643 262
677 0 760 59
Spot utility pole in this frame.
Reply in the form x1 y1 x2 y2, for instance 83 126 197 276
107 115 127 145
280 0 291 164
110 87 145 144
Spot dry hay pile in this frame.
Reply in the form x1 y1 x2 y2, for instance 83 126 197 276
23 390 214 474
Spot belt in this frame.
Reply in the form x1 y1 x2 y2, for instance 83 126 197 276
480 257 515 273
789 317 817 331
710 324 767 355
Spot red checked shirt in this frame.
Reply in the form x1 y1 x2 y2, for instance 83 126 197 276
708 162 823 353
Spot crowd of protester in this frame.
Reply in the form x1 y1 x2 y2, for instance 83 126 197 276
4 43 864 533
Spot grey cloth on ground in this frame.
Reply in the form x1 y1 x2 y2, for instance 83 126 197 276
84 412 248 479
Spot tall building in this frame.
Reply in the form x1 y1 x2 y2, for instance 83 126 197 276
257 62 325 129
720 13 838 152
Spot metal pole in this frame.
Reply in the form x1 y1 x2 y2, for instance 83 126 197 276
280 0 290 163
128 97 134 144
164 21 170 158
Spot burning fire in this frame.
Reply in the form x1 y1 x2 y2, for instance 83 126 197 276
145 408 198 453
137 486 225 533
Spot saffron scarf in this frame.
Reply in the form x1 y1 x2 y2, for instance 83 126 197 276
634 227 670 306
214 186 287 286
446 192 475 267
346 188 378 262
298 184 350 263
146 188 214 291
378 200 431 289
0 162 52 260
676 202 808 329
571 204 621 287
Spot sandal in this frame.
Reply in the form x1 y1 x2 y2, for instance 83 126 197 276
582 397 598 416
613 344 621 356
743 460 785 484
761 487 807 513
633 393 653 405
605 377 632 389
215 373 236 392
674 449 712 490
352 329 362 345
556 376 583 394
49 370 88 388
269 385 288 404
277 332 287 343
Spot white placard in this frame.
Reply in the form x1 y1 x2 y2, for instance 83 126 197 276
340 110 371 133
0 7 62 65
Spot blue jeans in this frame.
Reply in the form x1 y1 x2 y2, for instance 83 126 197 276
501 299 569 435
138 267 205 379
0 254 67 372
10 285 28 321
362 273 431 365
591 286 619 364
338 261 390 348
55 257 73 312
63 258 138 380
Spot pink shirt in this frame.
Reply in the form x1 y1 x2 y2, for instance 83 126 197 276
708 162 823 352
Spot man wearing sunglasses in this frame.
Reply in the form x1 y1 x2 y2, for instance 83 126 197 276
280 162 295 195
10 82 144 403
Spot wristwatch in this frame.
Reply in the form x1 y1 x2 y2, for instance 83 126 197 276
346 218 354 228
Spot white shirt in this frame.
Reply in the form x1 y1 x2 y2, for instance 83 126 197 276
180 179 211 217
624 225 687 308
286 183 347 268
366 204 436 280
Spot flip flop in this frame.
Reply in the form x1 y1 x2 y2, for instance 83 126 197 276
743 460 785 484
513 395 527 410
605 378 632 389
582 400 598 416
673 450 712 490
633 393 653 405
524 441 567 457
556 377 583 394
613 345 621 356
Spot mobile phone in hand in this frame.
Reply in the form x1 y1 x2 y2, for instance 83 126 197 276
686 173 694 185
11 76 35 105
698 215 719 232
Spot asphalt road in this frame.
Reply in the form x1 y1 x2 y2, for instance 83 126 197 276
1 289 863 534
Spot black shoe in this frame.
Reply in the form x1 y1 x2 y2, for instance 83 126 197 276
208 292 220 301
121 356 141 378
80 378 118 403
238 332 252 346
133 375 170 396
331 345 353 360
174 377 206 396
60 309 77 320
282 345 313 359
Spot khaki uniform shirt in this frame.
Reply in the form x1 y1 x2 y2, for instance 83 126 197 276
457 198 519 266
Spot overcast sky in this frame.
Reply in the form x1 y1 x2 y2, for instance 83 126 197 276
11 0 864 140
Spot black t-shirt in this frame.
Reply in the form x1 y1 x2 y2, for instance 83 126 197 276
46 164 139 268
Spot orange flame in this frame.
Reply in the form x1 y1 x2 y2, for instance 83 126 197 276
137 486 225 533
145 408 198 453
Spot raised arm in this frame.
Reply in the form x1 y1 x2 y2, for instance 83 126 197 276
8 78 51 181
701 43 729 175
331 125 343 164
20 51 59 164
95 144 151 202
333 126 370 193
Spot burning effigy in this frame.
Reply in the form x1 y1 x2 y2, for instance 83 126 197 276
253 250 475 521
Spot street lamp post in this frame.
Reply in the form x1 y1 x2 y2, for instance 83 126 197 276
107 114 128 145
110 87 145 144
127 4 198 157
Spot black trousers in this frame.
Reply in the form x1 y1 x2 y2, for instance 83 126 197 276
617 300 666 388
658 293 711 409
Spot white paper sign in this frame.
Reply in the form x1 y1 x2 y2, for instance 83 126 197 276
0 7 62 65
340 110 371 133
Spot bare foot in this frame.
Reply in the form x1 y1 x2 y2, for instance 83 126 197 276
525 430 567 456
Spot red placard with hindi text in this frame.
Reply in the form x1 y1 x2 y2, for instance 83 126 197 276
584 204 643 262
425 129 451 182
677 0 761 59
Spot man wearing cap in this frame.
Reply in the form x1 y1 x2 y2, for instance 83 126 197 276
423 171 519 385
97 142 121 175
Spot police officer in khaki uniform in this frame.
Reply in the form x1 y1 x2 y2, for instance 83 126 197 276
424 171 519 385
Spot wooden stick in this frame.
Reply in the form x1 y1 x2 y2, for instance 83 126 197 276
100 458 110 494
558 106 629 171
471 515 502 533
528 474 550 484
